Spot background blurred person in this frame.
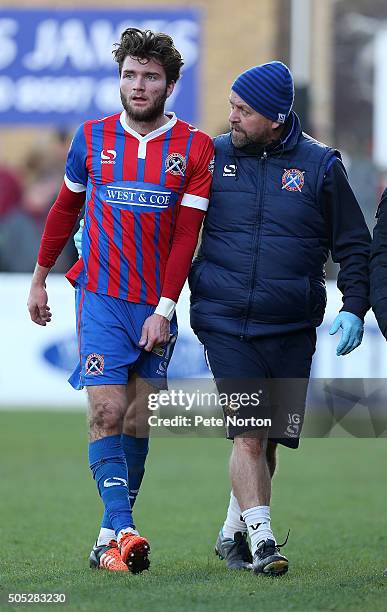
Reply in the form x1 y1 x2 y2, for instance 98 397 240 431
0 131 77 273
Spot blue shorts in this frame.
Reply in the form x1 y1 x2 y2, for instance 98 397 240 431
69 286 178 390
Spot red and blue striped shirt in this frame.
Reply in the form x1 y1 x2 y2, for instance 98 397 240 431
64 111 214 305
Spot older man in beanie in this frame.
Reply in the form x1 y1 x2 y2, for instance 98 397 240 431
189 61 371 575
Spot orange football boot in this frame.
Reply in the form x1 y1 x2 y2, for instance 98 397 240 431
118 532 150 573
89 539 129 572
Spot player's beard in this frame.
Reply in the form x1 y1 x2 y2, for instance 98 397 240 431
121 86 168 123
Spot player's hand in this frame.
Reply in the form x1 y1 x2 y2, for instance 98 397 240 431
329 311 363 356
27 283 52 326
139 313 170 352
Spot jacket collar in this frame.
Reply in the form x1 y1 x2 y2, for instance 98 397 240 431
225 111 302 157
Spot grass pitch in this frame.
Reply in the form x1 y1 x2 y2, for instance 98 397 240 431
1 411 387 611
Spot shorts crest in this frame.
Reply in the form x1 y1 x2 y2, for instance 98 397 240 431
85 353 105 376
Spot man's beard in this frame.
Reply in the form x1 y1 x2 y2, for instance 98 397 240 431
121 87 168 123
230 125 271 149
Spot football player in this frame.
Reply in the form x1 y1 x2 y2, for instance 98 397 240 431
28 28 214 573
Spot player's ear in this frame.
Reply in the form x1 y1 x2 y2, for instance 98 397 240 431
166 81 175 99
271 121 281 130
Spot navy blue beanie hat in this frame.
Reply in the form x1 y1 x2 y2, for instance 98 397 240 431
232 61 294 123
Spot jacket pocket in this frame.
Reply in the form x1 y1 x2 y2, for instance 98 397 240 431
188 259 208 295
252 277 311 323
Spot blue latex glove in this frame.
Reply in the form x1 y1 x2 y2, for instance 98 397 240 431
74 218 84 257
329 311 364 356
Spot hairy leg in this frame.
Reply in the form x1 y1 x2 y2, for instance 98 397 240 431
230 431 278 550
87 384 128 441
230 432 270 511
87 384 135 536
223 439 277 536
95 377 155 540
123 374 155 438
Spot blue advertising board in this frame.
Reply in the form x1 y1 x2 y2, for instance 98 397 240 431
0 8 201 125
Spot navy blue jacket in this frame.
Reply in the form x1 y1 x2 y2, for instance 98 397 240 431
190 112 370 338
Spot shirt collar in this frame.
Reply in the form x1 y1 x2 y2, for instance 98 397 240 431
119 111 177 142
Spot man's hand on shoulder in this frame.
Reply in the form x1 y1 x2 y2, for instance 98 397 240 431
329 311 363 356
139 313 170 352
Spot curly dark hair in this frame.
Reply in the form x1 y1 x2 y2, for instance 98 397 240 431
113 28 184 84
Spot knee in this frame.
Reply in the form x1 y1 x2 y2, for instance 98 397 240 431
123 397 151 438
234 435 267 458
89 399 125 433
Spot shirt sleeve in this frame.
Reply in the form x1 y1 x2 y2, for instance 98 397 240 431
180 135 214 212
158 206 206 312
37 182 85 268
321 157 371 320
64 124 88 193
370 188 387 338
153 135 214 316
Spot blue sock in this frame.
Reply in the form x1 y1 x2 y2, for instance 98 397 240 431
89 435 134 536
100 435 149 532
122 434 149 507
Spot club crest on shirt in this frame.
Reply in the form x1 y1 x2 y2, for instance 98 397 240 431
165 152 186 176
281 168 305 192
85 353 105 376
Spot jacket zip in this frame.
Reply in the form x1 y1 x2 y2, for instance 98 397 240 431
240 151 268 339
